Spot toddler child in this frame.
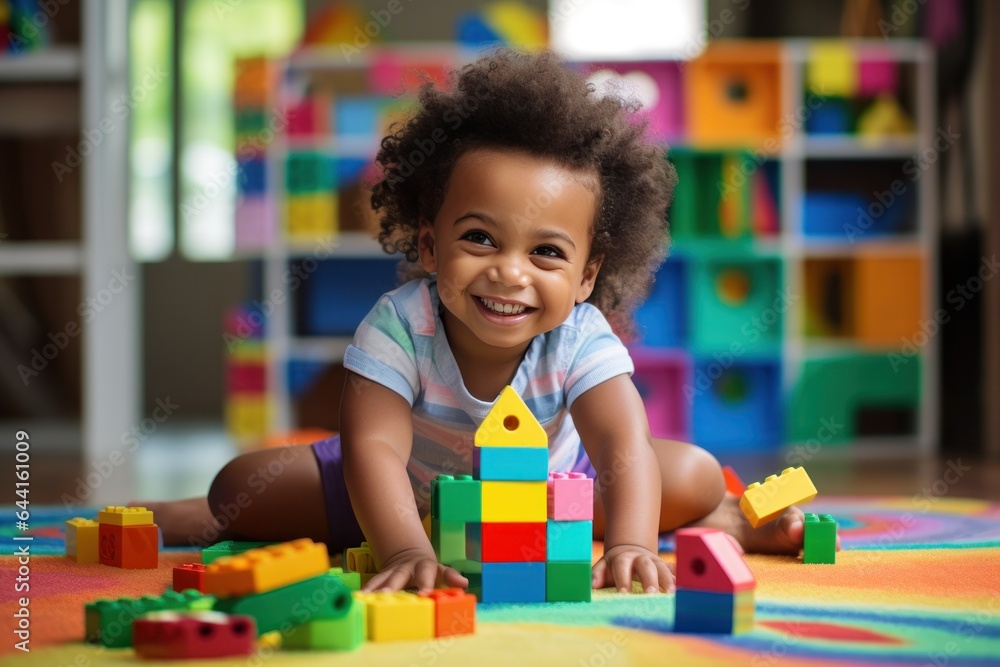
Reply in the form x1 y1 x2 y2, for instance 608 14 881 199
152 49 807 595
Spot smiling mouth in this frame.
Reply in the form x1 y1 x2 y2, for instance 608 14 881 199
478 296 531 315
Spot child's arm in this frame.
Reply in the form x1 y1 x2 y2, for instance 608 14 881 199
340 371 468 593
569 374 674 593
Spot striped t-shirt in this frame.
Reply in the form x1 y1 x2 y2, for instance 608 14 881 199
343 277 634 516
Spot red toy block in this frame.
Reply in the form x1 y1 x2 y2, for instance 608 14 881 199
424 588 476 637
99 523 158 569
474 523 546 562
227 363 266 393
675 528 755 593
174 563 207 593
722 466 745 496
133 611 255 660
547 472 593 520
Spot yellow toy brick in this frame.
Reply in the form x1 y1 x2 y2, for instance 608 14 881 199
481 481 547 522
66 518 99 563
353 591 434 642
97 506 154 526
204 538 329 597
474 385 547 448
346 542 377 575
740 467 818 528
807 42 857 97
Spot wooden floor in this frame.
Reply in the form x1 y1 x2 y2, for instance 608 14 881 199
31 449 1000 505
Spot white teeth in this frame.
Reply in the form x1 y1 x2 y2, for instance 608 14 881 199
480 297 526 315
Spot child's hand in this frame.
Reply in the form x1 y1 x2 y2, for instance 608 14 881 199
591 544 674 594
362 547 469 595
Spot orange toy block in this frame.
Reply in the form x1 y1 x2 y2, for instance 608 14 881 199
174 563 207 593
204 538 329 597
675 528 755 593
740 467 818 528
98 523 158 569
425 588 476 637
721 466 745 496
66 518 99 563
853 254 923 345
97 505 153 526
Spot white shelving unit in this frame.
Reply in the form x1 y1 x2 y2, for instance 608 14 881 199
0 0 138 503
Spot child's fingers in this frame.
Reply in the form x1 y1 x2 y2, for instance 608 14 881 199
634 556 660 593
611 553 635 593
591 557 610 589
362 569 394 592
373 567 413 593
440 566 469 589
656 558 675 593
413 559 440 594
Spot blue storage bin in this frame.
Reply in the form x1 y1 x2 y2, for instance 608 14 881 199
803 191 912 237
237 157 266 195
691 357 782 452
806 98 853 134
634 258 687 347
299 258 400 336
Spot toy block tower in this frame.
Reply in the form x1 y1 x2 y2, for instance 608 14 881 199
674 527 755 634
433 386 593 603
97 506 158 569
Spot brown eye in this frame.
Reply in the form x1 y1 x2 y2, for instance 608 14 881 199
462 231 494 246
532 245 562 258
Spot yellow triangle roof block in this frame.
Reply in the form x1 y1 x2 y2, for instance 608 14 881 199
474 386 547 448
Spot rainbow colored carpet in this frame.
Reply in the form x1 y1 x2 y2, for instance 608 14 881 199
2 497 999 666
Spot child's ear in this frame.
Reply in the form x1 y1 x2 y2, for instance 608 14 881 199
575 255 603 303
417 220 437 273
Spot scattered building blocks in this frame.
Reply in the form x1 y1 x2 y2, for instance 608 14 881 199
546 521 593 562
284 600 366 651
721 466 745 496
329 567 361 591
675 528 755 593
479 562 546 603
547 472 594 520
201 540 275 564
97 505 154 526
133 611 255 660
346 542 378 587
473 445 549 480
467 522 546 562
84 590 214 648
425 588 476 637
474 385 548 447
740 467 818 528
98 523 158 569
481 481 547 522
674 589 755 634
546 562 592 602
433 519 467 566
803 513 837 564
173 563 207 593
354 591 435 642
214 573 352 635
431 474 483 522
65 518 99 563
204 538 329 597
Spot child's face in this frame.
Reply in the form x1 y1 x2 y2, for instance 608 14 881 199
418 148 601 352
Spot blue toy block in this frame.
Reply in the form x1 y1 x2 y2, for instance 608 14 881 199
691 358 783 452
473 446 548 481
546 521 593 562
286 359 327 398
803 192 911 238
479 562 546 603
805 98 853 134
634 258 687 347
300 258 399 335
674 589 754 634
335 97 391 138
237 157 266 195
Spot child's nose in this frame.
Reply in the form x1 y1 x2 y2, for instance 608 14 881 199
488 255 530 287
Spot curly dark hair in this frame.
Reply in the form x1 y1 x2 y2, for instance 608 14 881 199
370 48 677 333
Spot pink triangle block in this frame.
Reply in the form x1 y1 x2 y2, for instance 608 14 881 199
675 527 755 593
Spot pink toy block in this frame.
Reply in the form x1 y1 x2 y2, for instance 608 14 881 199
547 472 593 521
858 57 898 96
235 196 275 250
675 528 755 593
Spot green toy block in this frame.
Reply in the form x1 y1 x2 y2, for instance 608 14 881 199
668 149 752 241
284 598 366 651
803 513 837 564
213 574 351 635
432 519 466 566
329 567 361 591
431 474 481 523
201 540 275 564
284 151 334 194
789 354 921 443
85 590 214 648
546 561 591 602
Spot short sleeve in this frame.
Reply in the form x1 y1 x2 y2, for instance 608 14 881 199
563 305 634 409
343 295 420 405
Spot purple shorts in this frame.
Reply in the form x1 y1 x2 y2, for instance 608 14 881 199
312 434 597 551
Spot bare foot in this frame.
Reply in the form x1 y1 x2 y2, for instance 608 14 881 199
139 497 233 548
692 494 839 556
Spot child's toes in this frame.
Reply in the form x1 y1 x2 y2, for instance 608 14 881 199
774 508 806 550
